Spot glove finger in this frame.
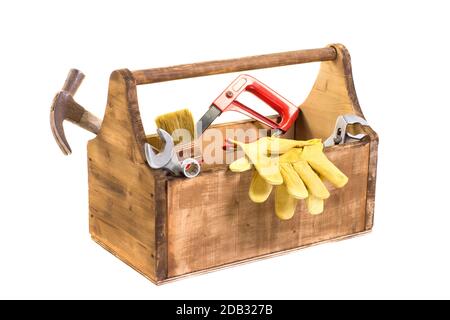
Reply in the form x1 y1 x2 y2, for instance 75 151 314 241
279 147 302 163
253 156 283 185
280 162 308 199
229 156 252 172
249 170 273 203
275 184 298 220
292 160 330 199
303 144 348 188
306 194 324 215
231 138 283 185
267 138 322 154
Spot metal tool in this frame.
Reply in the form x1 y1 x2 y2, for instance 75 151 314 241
196 74 299 138
324 114 368 147
144 129 201 178
50 69 102 155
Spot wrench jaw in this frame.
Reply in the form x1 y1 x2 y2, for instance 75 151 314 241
145 129 175 167
144 129 201 178
324 114 368 147
145 143 166 169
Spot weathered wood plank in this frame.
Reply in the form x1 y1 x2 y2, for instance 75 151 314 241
363 126 379 230
87 70 157 281
295 44 365 141
167 142 370 277
133 47 336 85
155 175 168 281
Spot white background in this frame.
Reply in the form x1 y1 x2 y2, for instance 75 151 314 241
0 0 449 299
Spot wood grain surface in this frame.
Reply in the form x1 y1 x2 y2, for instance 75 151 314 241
87 70 158 281
133 47 336 85
166 141 370 277
362 126 379 230
296 44 365 141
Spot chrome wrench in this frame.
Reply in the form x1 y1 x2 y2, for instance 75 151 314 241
144 129 200 178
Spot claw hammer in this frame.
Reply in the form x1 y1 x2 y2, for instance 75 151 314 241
50 69 101 155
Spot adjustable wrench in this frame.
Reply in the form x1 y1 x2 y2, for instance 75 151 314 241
324 114 368 147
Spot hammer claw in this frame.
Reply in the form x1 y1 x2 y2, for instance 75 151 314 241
50 108 71 155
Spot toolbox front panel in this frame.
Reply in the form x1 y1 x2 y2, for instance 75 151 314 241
166 141 370 278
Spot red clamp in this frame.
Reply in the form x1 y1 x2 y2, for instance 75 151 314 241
212 74 299 134
196 74 299 137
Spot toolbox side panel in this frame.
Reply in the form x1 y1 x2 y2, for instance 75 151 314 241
363 127 379 230
88 144 157 281
167 142 370 277
87 70 158 282
296 44 365 141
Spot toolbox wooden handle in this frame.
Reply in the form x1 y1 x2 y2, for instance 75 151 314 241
95 44 364 167
132 47 337 85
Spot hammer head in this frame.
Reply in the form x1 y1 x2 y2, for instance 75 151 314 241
50 69 86 155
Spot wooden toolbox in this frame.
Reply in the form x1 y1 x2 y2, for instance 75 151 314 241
87 44 378 284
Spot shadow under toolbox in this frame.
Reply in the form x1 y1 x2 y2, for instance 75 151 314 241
68 44 377 284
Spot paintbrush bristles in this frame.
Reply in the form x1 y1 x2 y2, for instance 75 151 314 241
155 109 195 145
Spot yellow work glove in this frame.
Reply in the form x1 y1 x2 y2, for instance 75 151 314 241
229 137 320 200
274 143 348 219
229 138 348 219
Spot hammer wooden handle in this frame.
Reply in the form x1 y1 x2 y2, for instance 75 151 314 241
60 69 101 134
132 47 336 85
77 109 101 134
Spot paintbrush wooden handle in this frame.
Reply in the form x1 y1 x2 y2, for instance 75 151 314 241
132 47 336 85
